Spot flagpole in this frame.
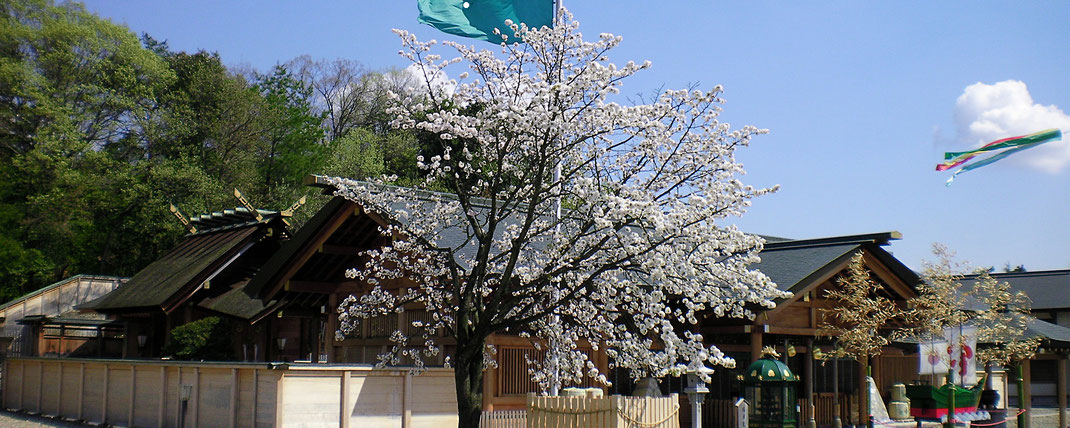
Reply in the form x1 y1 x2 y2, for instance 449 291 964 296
548 0 563 397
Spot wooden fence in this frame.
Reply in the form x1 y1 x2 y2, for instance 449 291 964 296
2 357 457 427
481 409 527 427
526 393 680 428
703 394 857 428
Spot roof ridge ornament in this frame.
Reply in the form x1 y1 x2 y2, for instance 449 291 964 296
233 189 264 222
169 203 197 234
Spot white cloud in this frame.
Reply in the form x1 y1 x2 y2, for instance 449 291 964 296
952 80 1070 173
394 63 455 98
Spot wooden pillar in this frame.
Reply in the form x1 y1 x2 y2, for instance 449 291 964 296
1023 359 1032 428
482 338 496 411
403 371 413 428
157 366 166 428
805 337 815 426
128 365 136 426
1059 355 1067 428
750 326 764 362
341 370 351 428
327 294 339 363
230 368 238 428
858 357 868 427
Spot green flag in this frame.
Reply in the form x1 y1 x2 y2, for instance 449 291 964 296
417 0 554 43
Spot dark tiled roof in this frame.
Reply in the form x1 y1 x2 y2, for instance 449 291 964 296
752 243 863 293
961 270 1070 310
197 281 272 320
753 232 919 294
84 225 265 312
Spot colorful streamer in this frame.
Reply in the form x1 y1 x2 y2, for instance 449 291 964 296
938 129 1062 185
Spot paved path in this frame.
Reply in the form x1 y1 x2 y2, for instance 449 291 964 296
0 411 86 427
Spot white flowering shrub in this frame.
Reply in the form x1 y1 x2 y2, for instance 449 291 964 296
330 8 788 424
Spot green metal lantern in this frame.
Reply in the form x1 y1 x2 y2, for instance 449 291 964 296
742 355 800 428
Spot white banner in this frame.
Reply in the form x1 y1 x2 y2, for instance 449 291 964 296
945 325 978 386
919 338 950 375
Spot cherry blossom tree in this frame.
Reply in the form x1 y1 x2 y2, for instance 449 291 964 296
330 9 789 427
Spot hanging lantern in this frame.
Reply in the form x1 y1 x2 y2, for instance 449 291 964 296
743 348 800 428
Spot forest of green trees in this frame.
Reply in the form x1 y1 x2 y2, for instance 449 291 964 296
0 0 427 302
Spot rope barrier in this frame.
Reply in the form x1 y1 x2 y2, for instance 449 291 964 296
965 408 1027 427
527 401 680 427
528 405 611 415
615 404 680 428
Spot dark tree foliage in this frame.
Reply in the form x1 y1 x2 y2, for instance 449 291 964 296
0 0 424 303
164 316 233 360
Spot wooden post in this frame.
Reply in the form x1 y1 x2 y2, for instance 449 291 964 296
252 369 259 427
77 363 84 420
806 337 816 428
19 359 25 410
403 371 413 428
56 362 63 417
750 327 763 363
275 372 286 427
1 359 6 410
37 360 43 412
129 365 136 426
1059 356 1067 428
1022 360 1032 428
341 370 351 428
858 357 868 428
158 366 166 428
192 367 200 428
102 364 110 424
230 368 239 428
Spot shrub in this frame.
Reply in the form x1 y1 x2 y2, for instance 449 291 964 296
164 316 233 360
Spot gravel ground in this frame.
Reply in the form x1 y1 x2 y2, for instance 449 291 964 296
0 411 87 427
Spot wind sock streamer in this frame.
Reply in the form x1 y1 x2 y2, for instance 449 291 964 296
939 128 1062 185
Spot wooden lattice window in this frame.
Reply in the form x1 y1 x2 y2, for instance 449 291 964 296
497 347 598 396
366 313 398 337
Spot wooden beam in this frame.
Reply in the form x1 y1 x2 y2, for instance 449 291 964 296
765 326 832 337
700 325 754 335
319 244 364 256
265 202 357 299
285 280 359 294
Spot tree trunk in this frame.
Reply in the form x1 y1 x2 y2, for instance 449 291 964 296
453 337 487 428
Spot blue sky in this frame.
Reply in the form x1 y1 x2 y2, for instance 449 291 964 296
82 1 1070 271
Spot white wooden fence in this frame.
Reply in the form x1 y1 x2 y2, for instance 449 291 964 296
525 393 680 428
2 357 457 427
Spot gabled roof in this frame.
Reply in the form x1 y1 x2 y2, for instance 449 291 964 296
754 232 919 295
84 211 284 313
244 197 354 299
960 269 1070 310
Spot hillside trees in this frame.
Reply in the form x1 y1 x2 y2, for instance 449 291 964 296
331 11 788 426
0 0 423 301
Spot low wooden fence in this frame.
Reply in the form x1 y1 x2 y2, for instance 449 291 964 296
2 357 457 427
526 393 679 428
481 409 526 427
